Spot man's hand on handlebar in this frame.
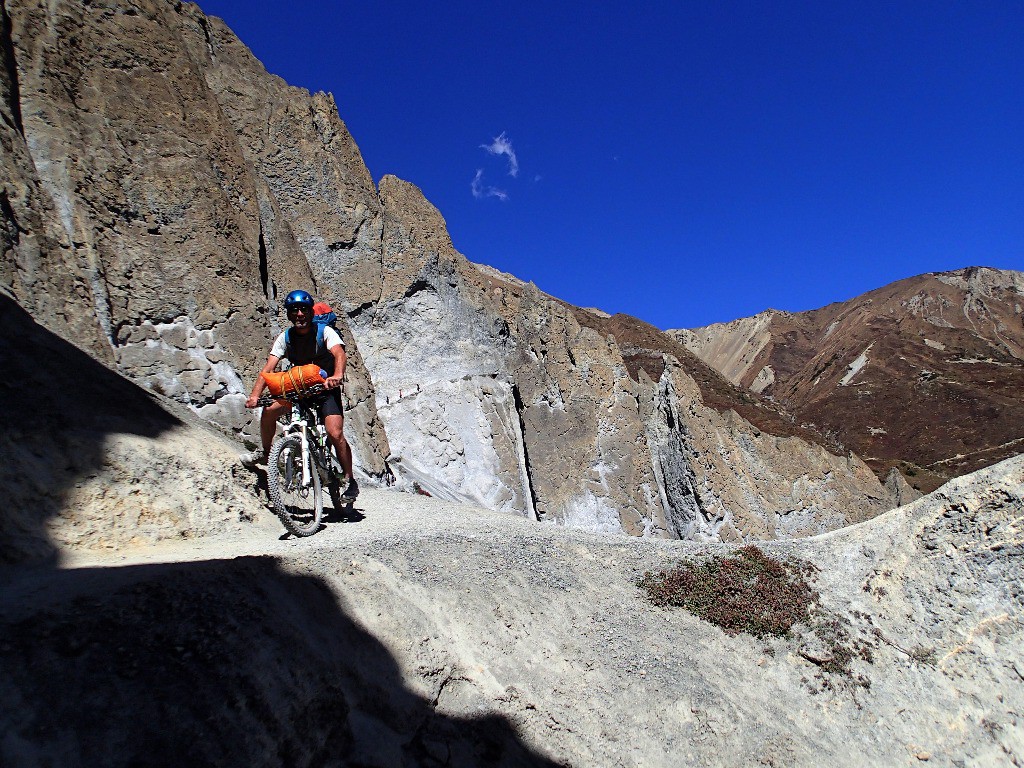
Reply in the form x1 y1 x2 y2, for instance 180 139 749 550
247 383 327 409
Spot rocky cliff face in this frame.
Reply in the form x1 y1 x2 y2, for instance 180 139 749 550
643 362 890 540
327 177 898 538
1 0 902 540
2 5 1018 762
673 268 1024 493
0 0 390 479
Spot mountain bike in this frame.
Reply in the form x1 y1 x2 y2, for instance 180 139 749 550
255 385 348 537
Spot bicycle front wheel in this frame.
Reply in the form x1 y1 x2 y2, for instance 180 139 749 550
267 434 323 537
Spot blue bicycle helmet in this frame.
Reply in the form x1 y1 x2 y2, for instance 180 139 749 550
283 289 314 309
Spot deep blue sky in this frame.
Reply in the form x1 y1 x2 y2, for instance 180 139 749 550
197 0 1023 329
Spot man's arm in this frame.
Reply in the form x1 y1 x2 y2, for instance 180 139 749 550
245 354 281 408
325 345 346 390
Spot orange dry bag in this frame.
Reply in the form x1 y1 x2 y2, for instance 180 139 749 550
260 363 326 398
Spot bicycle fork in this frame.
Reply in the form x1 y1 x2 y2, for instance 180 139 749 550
311 422 343 482
299 422 312 488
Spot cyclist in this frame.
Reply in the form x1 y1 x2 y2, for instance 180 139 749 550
240 289 358 500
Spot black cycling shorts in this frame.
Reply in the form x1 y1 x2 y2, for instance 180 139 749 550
318 388 344 419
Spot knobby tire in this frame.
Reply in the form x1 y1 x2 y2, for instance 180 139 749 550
267 433 323 537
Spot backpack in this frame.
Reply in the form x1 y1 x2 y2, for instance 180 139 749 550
311 301 339 333
285 301 340 359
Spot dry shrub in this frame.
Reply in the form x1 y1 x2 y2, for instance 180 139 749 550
638 545 819 638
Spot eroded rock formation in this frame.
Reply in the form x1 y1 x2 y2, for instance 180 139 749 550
0 0 390 478
1 0 905 540
328 177 899 537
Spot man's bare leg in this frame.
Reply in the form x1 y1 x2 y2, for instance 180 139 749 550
324 413 353 479
241 401 290 469
260 402 291 454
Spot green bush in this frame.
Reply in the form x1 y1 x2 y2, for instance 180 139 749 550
638 545 819 638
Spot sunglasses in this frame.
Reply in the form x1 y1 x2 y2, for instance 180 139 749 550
287 306 312 315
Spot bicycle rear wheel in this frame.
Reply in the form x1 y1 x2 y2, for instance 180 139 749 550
267 434 323 536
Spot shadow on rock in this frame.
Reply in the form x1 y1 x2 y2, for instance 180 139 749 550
0 295 183 565
0 555 563 767
0 299 553 764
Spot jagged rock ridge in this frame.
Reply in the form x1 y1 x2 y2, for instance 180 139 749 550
0 0 903 540
338 176 894 539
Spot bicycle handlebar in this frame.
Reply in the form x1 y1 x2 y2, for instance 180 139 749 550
255 383 330 408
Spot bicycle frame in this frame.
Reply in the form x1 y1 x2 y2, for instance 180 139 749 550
258 383 347 537
285 408 314 488
258 386 339 487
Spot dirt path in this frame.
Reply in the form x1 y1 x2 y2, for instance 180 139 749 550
3 460 1023 767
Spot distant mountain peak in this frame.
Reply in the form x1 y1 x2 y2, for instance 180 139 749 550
677 267 1024 491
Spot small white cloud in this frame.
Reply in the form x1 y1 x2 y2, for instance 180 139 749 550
470 169 508 201
481 131 519 177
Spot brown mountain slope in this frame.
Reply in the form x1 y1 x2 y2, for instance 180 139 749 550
672 267 1024 492
568 307 839 451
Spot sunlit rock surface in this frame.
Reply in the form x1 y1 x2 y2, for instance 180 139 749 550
0 0 391 478
326 176 899 536
1 0 904 538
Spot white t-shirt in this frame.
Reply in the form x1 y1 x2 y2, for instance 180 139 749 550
270 325 345 359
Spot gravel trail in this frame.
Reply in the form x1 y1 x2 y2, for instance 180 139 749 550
3 459 1022 767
